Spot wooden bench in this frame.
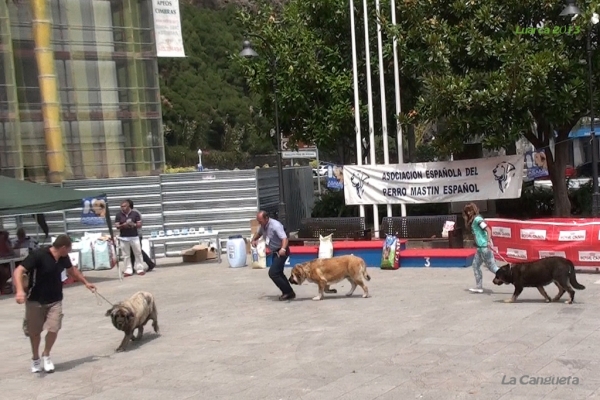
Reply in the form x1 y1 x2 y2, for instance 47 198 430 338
380 215 463 248
290 217 372 245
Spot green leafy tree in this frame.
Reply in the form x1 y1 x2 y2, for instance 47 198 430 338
159 4 274 167
235 0 434 164
235 0 408 161
236 0 350 152
238 0 599 216
396 0 600 216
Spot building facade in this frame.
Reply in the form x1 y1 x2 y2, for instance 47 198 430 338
0 0 165 182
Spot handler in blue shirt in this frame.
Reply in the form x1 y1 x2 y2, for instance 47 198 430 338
251 211 295 300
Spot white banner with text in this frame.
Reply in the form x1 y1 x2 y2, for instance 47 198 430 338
152 0 186 57
343 155 524 205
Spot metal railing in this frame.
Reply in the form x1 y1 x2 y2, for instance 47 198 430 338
1 167 316 255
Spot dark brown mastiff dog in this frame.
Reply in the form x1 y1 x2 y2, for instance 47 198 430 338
492 256 585 304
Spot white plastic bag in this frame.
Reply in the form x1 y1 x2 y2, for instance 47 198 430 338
318 233 334 259
251 238 267 269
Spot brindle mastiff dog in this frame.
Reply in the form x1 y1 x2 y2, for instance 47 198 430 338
105 291 159 352
493 256 585 304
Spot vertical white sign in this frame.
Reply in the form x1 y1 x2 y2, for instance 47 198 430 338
152 0 186 57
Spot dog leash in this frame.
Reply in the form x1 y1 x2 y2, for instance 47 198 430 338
94 290 114 307
491 246 510 265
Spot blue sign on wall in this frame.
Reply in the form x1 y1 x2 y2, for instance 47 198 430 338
524 150 548 180
81 196 107 226
326 165 344 190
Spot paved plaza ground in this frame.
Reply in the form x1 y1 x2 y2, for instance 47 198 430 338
2 258 600 400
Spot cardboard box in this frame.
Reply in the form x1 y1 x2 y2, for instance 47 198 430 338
181 245 208 263
250 219 260 235
188 244 218 260
206 245 218 260
249 220 260 254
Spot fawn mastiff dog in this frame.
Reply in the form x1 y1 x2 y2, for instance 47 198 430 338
492 256 585 304
289 255 371 300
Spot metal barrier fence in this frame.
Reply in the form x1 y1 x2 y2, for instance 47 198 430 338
63 177 164 235
1 167 314 256
254 167 316 232
159 170 258 255
284 167 315 232
256 168 280 218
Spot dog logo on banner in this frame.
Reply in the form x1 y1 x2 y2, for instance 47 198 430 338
350 171 369 199
492 161 516 193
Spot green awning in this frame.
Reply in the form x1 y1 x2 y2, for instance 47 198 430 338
0 176 106 216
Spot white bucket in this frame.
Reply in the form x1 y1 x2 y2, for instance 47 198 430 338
227 236 247 268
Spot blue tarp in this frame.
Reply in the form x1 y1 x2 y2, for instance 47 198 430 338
569 125 597 138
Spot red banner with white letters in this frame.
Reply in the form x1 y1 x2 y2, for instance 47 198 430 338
486 218 600 268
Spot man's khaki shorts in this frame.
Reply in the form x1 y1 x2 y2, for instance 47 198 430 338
25 301 63 336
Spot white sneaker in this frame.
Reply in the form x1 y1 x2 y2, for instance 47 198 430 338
42 356 54 373
469 288 484 293
31 358 42 373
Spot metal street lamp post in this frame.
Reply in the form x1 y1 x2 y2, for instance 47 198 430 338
562 1 600 216
239 36 287 225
